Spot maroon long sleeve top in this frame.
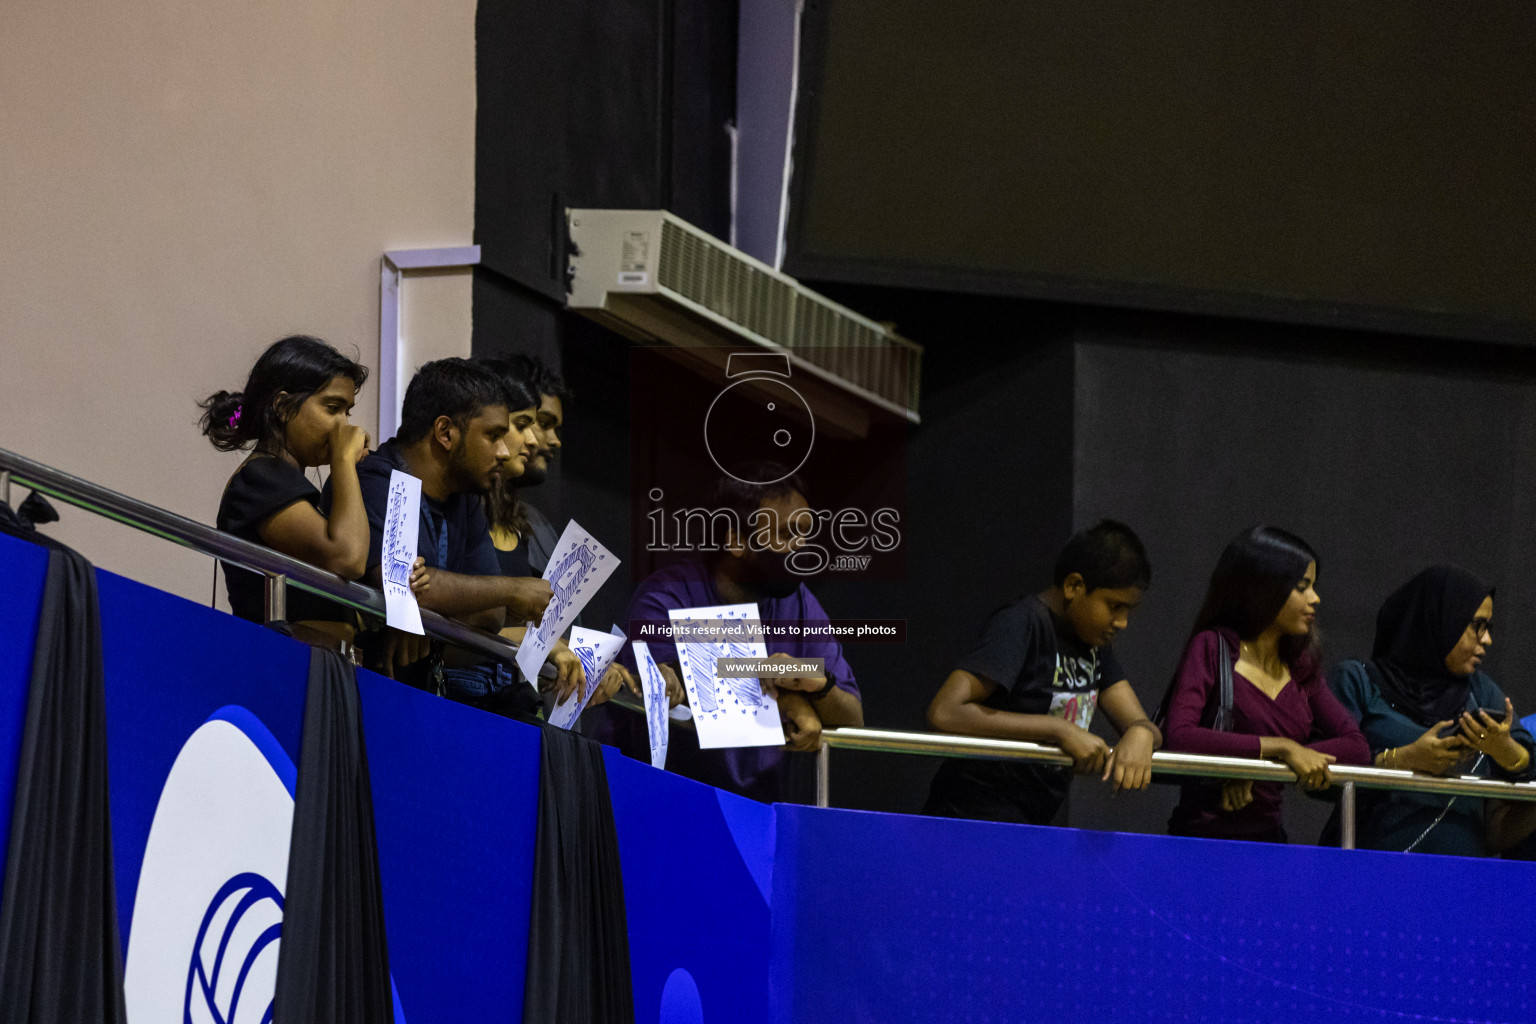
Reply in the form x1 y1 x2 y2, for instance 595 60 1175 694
1165 628 1370 841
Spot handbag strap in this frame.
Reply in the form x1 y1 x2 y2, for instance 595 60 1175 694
1151 631 1238 733
1212 633 1234 732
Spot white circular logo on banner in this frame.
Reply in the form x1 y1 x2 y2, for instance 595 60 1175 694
124 709 296 1024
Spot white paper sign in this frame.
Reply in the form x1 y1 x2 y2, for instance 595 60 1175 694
380 469 424 635
668 603 783 749
515 520 620 683
547 625 626 730
633 641 670 769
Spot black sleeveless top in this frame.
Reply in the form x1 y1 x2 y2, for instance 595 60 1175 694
495 533 531 579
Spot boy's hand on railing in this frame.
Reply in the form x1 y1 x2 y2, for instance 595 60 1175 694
1058 723 1111 777
1104 726 1155 792
1220 779 1254 812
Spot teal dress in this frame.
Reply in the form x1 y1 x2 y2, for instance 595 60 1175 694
1328 661 1536 856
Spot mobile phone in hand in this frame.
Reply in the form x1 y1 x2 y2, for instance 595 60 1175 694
1439 708 1509 738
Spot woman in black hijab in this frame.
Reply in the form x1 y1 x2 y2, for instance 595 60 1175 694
1327 566 1535 855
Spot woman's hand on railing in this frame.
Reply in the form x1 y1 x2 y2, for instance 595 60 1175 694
1220 779 1254 812
1266 738 1336 790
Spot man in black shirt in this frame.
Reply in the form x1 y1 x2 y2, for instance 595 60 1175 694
924 520 1162 825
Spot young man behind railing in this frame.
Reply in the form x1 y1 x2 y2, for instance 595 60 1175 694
321 359 562 700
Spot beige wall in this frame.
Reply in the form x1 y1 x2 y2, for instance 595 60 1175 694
0 0 477 605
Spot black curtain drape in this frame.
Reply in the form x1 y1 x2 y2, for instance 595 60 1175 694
272 647 394 1023
523 726 636 1024
0 543 128 1023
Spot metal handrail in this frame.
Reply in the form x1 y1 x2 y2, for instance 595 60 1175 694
9 446 1536 850
816 727 1536 850
0 447 536 672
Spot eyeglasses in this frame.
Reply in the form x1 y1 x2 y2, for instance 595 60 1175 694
1467 617 1493 640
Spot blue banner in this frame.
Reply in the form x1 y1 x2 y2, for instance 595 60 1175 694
771 804 1536 1024
604 746 774 1024
8 528 1536 1024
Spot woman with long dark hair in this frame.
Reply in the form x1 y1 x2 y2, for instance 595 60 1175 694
1327 566 1534 855
1162 526 1369 842
201 335 423 644
477 356 550 581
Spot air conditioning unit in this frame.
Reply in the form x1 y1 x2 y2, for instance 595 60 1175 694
566 209 923 425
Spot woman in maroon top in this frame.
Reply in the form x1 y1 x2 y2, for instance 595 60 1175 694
1163 526 1370 842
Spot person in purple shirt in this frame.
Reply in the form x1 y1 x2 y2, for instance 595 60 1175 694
1162 526 1370 843
592 468 864 802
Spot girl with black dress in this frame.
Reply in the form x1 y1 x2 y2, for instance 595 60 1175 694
201 334 425 646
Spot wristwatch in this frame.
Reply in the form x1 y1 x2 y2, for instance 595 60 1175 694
807 673 839 700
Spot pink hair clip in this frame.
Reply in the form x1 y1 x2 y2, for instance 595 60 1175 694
228 405 243 429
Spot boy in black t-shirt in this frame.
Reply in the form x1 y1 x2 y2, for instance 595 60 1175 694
924 520 1161 826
